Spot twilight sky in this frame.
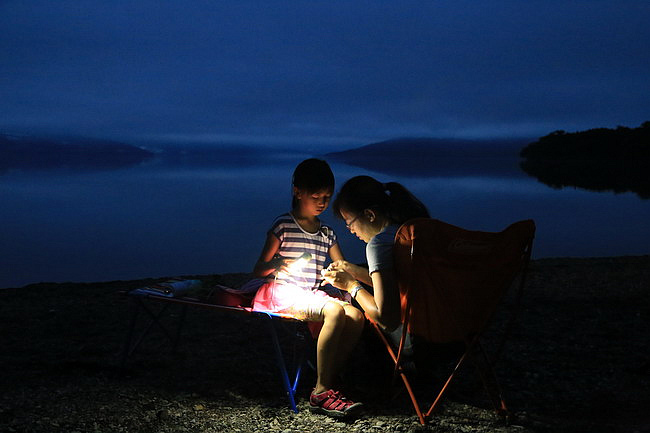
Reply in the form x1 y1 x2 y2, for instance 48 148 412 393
1 0 649 149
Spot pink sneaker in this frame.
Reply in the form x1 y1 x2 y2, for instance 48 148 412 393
309 389 363 419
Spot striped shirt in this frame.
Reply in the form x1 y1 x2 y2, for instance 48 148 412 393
270 212 337 290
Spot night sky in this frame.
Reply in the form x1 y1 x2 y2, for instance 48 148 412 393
2 1 649 149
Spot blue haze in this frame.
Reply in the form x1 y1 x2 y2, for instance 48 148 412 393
1 151 649 289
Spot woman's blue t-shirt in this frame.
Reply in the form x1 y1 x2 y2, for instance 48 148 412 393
366 224 399 274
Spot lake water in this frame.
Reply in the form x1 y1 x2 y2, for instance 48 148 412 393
2 150 649 288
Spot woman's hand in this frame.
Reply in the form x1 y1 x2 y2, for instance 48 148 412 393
327 260 372 286
328 260 350 273
321 267 356 291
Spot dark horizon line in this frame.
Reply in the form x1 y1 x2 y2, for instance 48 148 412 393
0 129 538 149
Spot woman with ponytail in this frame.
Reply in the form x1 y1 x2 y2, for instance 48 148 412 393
323 176 429 331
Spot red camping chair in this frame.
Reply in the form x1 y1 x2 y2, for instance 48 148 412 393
368 218 535 425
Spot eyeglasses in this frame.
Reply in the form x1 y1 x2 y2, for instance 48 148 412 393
345 215 360 230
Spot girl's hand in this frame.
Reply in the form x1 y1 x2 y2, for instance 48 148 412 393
272 256 291 275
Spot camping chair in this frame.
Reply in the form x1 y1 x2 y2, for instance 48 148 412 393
368 218 535 425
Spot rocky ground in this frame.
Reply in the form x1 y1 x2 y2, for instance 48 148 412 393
1 256 649 433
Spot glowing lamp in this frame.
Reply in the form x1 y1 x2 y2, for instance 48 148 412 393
278 252 312 279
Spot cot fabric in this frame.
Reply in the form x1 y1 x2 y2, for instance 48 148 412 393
270 212 337 290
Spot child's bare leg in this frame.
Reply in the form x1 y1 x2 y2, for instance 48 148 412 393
314 302 347 393
331 305 364 373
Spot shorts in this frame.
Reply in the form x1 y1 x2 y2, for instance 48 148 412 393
252 280 349 321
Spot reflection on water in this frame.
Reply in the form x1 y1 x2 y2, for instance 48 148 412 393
520 158 650 199
1 151 649 288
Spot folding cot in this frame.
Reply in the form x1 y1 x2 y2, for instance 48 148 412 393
119 280 309 413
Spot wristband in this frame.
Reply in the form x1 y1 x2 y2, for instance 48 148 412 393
349 283 362 299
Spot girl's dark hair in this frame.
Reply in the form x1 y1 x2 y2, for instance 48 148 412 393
333 175 430 225
291 158 335 207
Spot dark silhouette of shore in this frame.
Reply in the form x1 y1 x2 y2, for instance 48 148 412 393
0 133 154 173
519 122 650 198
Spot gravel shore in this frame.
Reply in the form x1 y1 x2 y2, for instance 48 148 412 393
1 256 649 433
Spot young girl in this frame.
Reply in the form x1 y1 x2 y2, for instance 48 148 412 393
249 158 365 419
323 175 430 332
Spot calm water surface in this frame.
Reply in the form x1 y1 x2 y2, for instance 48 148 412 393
2 152 649 288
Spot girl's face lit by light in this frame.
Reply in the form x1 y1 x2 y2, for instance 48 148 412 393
295 188 332 216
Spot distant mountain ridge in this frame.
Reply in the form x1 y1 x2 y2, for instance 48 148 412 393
326 137 531 159
0 133 154 171
324 137 531 178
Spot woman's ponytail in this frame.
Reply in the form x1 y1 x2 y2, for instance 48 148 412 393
384 182 430 224
333 176 429 225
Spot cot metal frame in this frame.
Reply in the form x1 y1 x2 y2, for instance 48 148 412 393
119 292 308 413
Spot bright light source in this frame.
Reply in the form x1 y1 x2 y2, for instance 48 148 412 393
277 252 312 279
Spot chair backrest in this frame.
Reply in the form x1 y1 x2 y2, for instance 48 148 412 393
393 218 535 343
